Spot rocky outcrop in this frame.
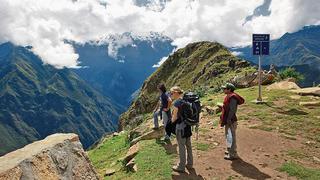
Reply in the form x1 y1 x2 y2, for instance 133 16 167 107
130 126 165 146
231 71 275 88
0 133 99 180
267 78 300 90
290 87 320 97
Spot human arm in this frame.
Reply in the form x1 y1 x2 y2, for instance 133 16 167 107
171 106 179 123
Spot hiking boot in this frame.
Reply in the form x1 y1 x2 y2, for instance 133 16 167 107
152 127 159 130
186 164 193 169
172 165 185 173
164 135 171 141
224 154 238 161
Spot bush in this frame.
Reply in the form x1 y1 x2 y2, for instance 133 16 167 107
279 67 304 82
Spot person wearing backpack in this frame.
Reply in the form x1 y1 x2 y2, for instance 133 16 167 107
170 86 193 173
220 83 245 160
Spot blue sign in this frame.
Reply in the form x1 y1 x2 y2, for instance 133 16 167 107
252 34 270 55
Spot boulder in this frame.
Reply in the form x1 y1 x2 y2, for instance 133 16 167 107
203 106 221 115
232 72 275 88
105 169 116 176
267 79 300 90
290 87 320 97
0 133 99 180
299 101 320 107
123 143 139 163
130 126 165 146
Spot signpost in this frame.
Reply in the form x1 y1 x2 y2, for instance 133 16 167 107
252 34 270 102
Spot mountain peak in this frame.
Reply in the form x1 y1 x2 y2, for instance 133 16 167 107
120 41 252 129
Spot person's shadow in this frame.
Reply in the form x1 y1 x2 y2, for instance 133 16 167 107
231 158 271 180
172 167 204 180
156 138 178 155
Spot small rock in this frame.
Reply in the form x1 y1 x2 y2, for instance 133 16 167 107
306 141 316 145
133 164 138 172
264 154 270 157
126 158 136 172
299 101 320 107
123 144 139 163
105 169 116 176
213 142 219 146
313 156 320 163
113 132 119 137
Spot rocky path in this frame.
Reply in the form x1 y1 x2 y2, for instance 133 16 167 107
167 115 319 180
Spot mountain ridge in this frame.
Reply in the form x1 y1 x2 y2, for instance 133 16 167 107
120 41 254 130
0 42 121 155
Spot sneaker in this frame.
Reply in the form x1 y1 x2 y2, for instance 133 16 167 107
172 165 185 173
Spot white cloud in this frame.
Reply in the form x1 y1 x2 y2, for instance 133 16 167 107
152 56 168 68
0 0 319 68
231 51 243 56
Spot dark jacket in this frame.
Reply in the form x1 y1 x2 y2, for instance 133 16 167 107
220 93 245 127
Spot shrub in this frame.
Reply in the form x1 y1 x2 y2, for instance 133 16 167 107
279 67 304 82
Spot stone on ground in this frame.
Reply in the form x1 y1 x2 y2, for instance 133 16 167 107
299 101 320 106
290 87 320 97
123 143 139 163
267 79 300 90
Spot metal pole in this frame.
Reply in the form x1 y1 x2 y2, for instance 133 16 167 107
257 55 262 102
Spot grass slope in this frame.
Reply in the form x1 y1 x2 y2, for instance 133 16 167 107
120 41 254 130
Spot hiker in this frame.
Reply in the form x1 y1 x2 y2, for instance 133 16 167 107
153 84 172 140
170 86 193 172
220 83 245 160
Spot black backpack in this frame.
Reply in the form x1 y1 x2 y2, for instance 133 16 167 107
178 92 201 126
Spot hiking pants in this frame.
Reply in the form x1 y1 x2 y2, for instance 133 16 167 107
153 110 160 128
162 111 171 137
176 130 193 170
225 122 238 157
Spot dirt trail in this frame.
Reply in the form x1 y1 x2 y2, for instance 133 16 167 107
166 115 319 180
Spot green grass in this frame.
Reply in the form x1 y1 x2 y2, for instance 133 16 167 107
286 150 309 159
195 142 210 151
110 139 175 180
89 135 175 180
205 86 320 144
279 162 320 180
88 132 130 178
